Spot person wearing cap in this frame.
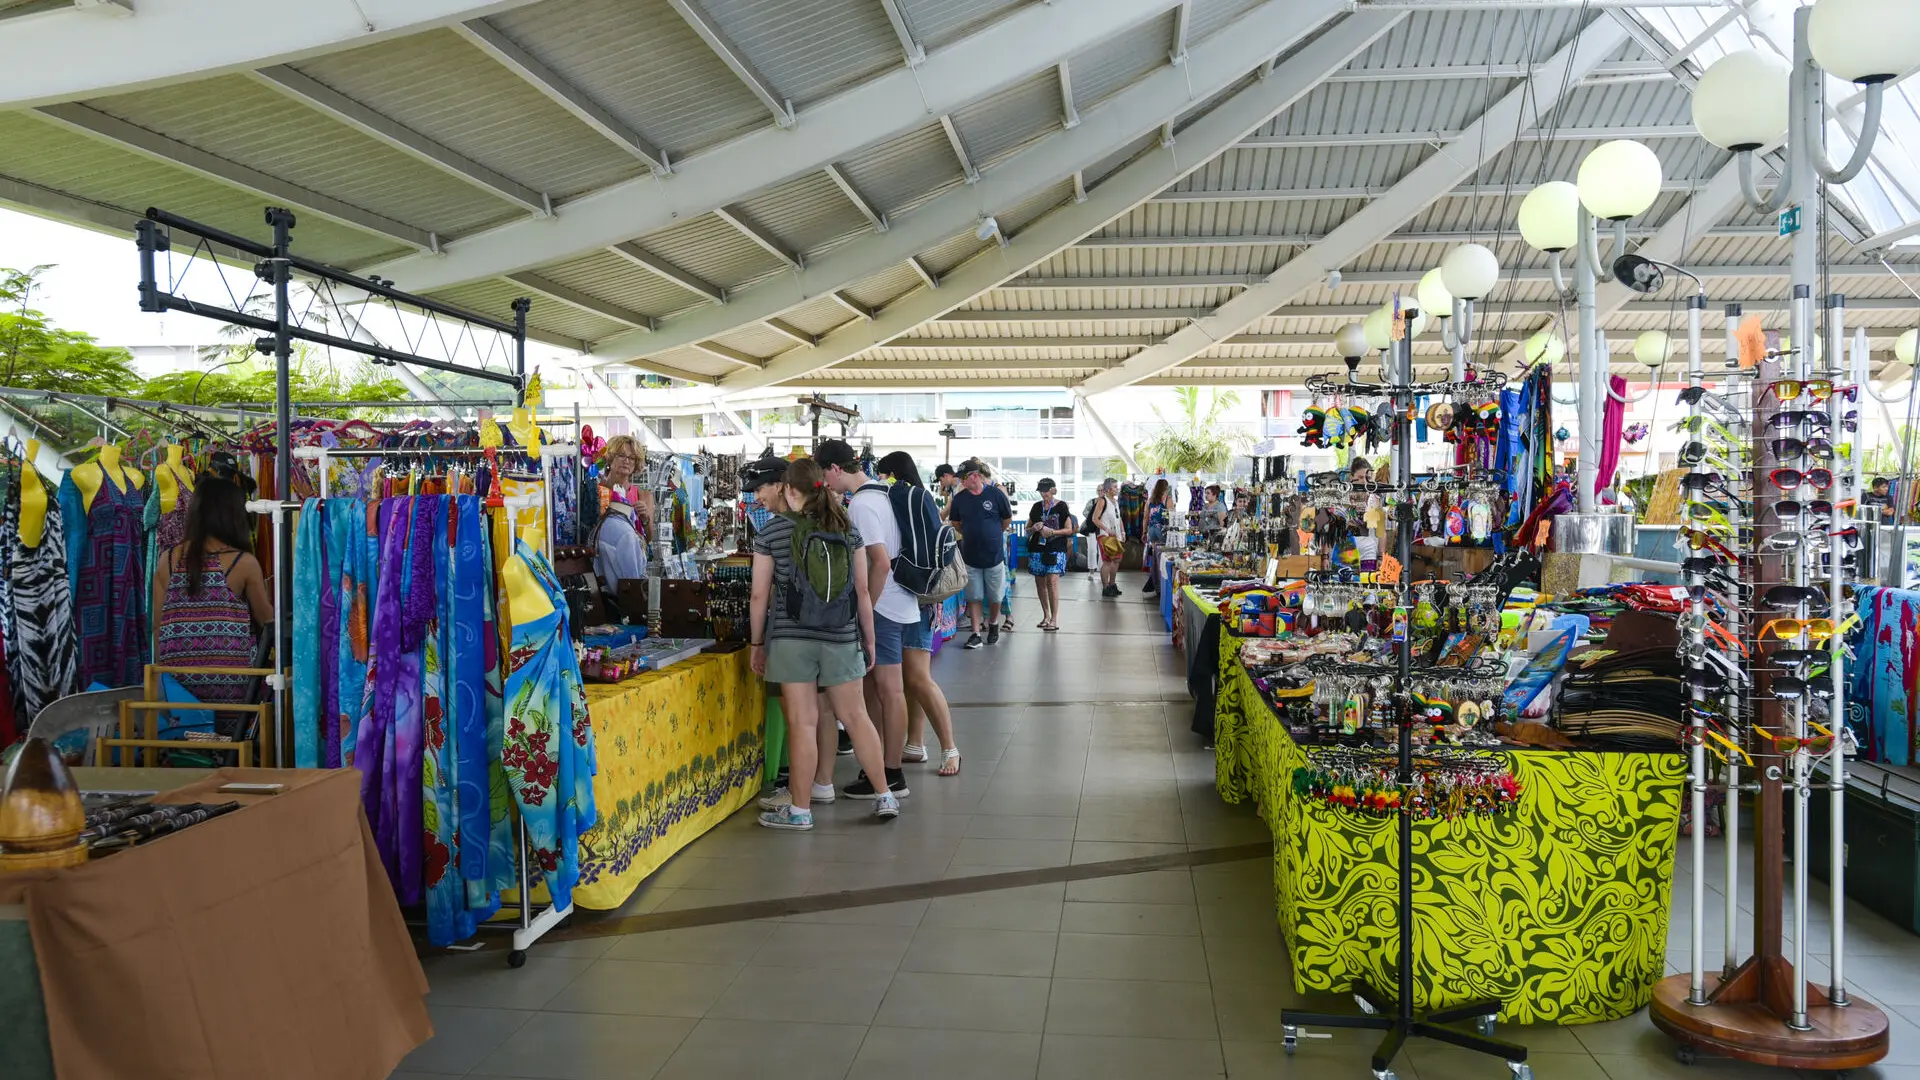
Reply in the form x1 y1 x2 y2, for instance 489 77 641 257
1025 478 1075 631
932 463 959 508
815 438 914 799
946 459 1012 649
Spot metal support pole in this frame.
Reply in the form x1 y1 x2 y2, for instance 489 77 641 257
1824 292 1850 1006
1685 291 1709 1006
267 207 296 769
1074 390 1142 476
1575 206 1600 513
512 297 531 407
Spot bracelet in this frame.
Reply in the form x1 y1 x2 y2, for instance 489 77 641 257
750 640 764 647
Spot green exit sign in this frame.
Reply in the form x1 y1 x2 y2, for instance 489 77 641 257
1780 206 1802 236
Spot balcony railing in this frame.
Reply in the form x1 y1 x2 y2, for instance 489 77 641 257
949 416 1078 440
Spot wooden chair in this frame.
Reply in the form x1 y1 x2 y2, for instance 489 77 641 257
95 665 279 769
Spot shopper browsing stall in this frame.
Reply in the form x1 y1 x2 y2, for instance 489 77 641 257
1089 477 1125 597
946 460 1012 649
1026 478 1075 631
875 451 962 777
150 475 273 709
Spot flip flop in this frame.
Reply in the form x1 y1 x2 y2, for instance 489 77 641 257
938 748 962 777
1042 622 1059 632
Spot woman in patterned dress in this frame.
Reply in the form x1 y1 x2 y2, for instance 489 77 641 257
149 477 273 709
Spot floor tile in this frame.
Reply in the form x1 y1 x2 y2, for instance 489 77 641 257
1037 1033 1224 1080
1060 900 1201 936
951 836 1075 867
1201 933 1292 987
469 1011 696 1080
605 921 777 965
749 920 917 971
400 1004 534 1075
966 814 1080 841
1044 977 1218 1038
423 954 593 1011
703 963 893 1025
653 1019 867 1080
848 1026 1043 1080
874 970 1054 1033
780 899 930 927
1413 1046 1607 1079
924 889 1065 932
1221 1036 1399 1078
1071 840 1186 865
541 959 742 1018
1198 901 1282 939
1073 811 1188 844
1054 931 1210 981
901 925 1060 977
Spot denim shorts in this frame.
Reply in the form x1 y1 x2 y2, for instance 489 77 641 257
873 612 918 666
902 608 933 653
964 562 1006 603
1028 551 1067 576
764 638 867 687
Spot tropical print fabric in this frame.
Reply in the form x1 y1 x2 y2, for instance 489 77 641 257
1213 636 1684 1024
62 469 150 688
0 463 78 726
1848 585 1918 766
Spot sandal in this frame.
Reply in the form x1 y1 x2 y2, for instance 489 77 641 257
901 743 929 764
937 748 962 777
1042 622 1059 632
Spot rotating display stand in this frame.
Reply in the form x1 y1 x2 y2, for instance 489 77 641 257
1279 313 1532 1080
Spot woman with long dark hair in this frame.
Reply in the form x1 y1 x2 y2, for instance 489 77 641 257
751 457 898 828
876 450 962 776
149 475 273 706
1142 477 1172 596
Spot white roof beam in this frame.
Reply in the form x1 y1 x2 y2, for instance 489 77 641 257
360 0 1183 293
1007 264 1838 290
1078 15 1631 394
665 0 794 127
505 272 656 329
1169 1 1191 65
707 7 1400 395
1058 63 1081 130
938 308 1209 323
873 332 1526 350
824 163 888 233
1151 181 1697 203
453 18 668 172
829 291 877 321
765 319 817 347
839 358 1117 371
1076 224 1780 247
878 0 925 66
690 341 765 369
0 0 546 107
1237 124 1698 148
1072 170 1087 204
714 205 803 270
939 114 980 184
585 0 1364 367
608 241 725 304
1325 60 1666 83
251 65 549 215
29 103 438 252
933 299 1920 322
906 255 941 291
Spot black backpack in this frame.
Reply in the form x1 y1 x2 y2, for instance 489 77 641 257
780 512 858 631
863 482 965 603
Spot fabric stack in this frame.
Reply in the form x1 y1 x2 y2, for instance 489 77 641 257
1556 609 1687 753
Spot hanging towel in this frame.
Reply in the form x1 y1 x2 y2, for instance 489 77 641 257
292 500 324 769
1597 374 1627 497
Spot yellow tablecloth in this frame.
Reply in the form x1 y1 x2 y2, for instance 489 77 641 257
571 649 766 910
1213 639 1686 1025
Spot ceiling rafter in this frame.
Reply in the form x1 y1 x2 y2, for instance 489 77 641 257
823 162 888 233
452 18 668 172
1150 181 1698 204
690 340 766 368
906 255 941 290
608 241 726 304
1169 1 1191 65
714 204 803 270
1236 124 1698 148
829 291 877 320
251 65 550 215
938 114 979 184
665 0 794 127
765 318 817 346
504 272 656 329
878 0 924 66
1078 15 1633 393
1057 62 1080 130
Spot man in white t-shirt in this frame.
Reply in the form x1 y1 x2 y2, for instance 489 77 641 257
817 439 913 800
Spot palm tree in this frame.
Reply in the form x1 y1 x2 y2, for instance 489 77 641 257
1111 387 1253 476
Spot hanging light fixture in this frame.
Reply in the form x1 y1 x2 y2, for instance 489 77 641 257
1362 306 1394 352
1691 50 1792 152
1576 139 1665 221
1808 0 1920 84
1335 322 1371 360
1416 268 1453 320
1517 181 1580 253
1439 243 1500 300
1524 329 1566 366
1895 328 1918 367
1633 330 1672 368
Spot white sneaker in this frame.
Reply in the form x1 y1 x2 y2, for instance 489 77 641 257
759 806 813 831
873 793 900 820
760 783 837 811
810 782 837 804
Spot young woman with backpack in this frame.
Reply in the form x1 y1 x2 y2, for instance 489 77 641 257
875 451 962 776
750 457 900 828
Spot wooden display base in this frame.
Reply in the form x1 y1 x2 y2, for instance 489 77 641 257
1650 966 1889 1072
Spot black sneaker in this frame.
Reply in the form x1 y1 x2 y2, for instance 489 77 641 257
964 633 984 649
837 729 853 756
843 771 882 799
885 767 911 798
986 625 1000 645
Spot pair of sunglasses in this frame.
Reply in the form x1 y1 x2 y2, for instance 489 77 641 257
1680 725 1756 768
1769 647 1827 670
1770 499 1849 520
1758 616 1856 641
1769 671 1836 702
1761 584 1829 610
1680 441 1745 470
1679 611 1751 657
1752 724 1835 754
1683 503 1739 531
1767 410 1858 434
1765 380 1858 403
1680 527 1741 562
1769 437 1840 462
1769 467 1835 492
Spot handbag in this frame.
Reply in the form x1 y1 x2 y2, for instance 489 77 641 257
1079 497 1103 536
1098 535 1124 560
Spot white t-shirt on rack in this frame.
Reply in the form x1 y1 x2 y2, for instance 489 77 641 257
849 484 922 625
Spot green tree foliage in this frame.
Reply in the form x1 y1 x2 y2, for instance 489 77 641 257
0 266 142 395
140 350 407 410
1109 387 1253 476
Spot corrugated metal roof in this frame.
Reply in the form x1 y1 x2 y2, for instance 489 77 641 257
644 211 794 289
437 277 632 343
1253 76 1521 140
530 249 702 320
1068 9 1175 114
82 75 519 239
1348 7 1585 72
700 0 901 108
731 169 874 259
836 121 967 222
917 231 994 277
486 0 769 159
902 0 1028 52
290 29 646 203
949 68 1064 172
996 178 1075 235
1169 141 1434 195
780 294 866 337
1188 0 1264 46
841 262 925 310
0 111 407 268
709 322 800 359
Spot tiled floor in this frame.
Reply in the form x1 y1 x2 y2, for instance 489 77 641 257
393 572 1920 1080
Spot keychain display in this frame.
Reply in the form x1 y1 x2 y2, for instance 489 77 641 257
1290 748 1521 820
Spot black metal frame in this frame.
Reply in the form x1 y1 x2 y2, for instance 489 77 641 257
1280 317 1531 1080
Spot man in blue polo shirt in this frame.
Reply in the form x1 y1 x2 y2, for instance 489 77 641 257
945 459 1012 649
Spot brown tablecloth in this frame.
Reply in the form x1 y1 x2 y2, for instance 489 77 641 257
0 767 430 1080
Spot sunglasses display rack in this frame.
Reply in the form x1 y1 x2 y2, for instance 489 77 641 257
1652 288 1888 1070
1281 324 1535 1080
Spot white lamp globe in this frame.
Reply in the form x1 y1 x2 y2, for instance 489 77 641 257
1693 50 1791 151
1362 307 1393 352
1439 243 1500 300
1524 330 1566 366
1577 139 1664 220
1517 181 1580 253
1402 304 1431 339
1896 328 1919 366
1809 0 1920 84
1417 268 1454 319
1633 330 1672 368
1335 322 1371 359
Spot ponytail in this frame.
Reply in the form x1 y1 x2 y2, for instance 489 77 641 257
784 458 851 534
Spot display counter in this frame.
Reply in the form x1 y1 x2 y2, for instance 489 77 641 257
0 767 429 1080
573 648 766 910
1212 638 1686 1025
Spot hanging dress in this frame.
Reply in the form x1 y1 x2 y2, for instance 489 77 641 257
5 470 78 726
63 468 150 689
153 548 258 707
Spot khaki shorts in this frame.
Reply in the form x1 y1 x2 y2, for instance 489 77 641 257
765 637 868 687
